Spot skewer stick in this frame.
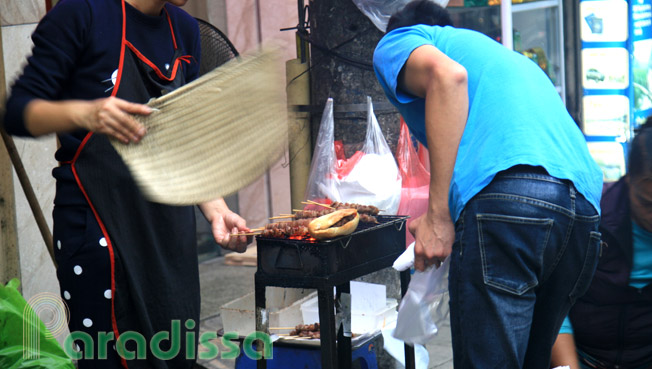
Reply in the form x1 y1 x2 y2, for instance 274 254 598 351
268 215 295 220
302 200 333 209
235 232 261 236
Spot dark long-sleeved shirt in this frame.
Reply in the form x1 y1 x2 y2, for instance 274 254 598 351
3 0 200 206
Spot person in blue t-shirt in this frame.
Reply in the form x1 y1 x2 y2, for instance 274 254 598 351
373 1 603 367
550 119 652 369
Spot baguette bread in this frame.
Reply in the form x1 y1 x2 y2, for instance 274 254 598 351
308 208 360 240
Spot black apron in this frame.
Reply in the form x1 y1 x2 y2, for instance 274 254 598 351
70 2 199 368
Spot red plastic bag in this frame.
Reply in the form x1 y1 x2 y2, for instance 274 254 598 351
396 118 431 247
418 142 430 171
336 150 364 180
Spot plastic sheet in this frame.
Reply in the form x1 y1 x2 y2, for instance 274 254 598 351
393 256 450 346
352 0 450 32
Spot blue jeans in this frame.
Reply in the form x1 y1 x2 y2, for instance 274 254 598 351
449 166 601 369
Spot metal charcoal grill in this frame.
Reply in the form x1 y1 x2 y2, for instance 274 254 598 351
253 214 416 369
256 215 409 279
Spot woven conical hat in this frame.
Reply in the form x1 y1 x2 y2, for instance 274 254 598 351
111 49 287 205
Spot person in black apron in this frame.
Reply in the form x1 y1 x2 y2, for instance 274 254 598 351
3 1 252 368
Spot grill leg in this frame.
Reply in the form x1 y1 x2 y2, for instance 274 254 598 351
318 287 338 369
255 282 267 369
400 269 416 369
336 283 352 369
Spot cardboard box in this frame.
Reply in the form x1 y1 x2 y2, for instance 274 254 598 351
351 281 386 313
301 296 398 334
221 289 316 336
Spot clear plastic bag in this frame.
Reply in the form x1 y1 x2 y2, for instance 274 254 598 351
352 0 450 32
304 97 402 214
396 118 431 246
304 98 339 205
393 256 450 346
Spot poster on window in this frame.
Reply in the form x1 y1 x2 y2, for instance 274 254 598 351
587 141 627 182
580 0 628 42
581 48 629 89
582 95 630 136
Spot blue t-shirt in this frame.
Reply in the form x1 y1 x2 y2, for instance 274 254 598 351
373 25 603 221
630 221 652 288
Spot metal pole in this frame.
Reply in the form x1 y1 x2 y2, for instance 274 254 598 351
501 0 513 49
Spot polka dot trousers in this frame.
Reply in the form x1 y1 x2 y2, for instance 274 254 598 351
53 205 122 368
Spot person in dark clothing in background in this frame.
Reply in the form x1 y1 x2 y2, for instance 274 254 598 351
3 1 251 368
551 119 652 369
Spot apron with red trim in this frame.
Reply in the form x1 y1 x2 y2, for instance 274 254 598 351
71 2 199 368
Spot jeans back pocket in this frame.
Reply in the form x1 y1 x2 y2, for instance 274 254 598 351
477 213 554 295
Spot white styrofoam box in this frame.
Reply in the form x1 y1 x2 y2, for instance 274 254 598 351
351 281 386 313
301 296 398 334
221 289 317 336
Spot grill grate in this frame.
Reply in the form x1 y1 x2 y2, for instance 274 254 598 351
256 215 408 278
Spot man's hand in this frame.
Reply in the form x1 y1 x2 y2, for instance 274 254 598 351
410 211 454 271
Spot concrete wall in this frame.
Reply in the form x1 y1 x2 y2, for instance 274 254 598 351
1 0 59 304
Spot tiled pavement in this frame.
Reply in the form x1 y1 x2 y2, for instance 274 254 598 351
195 255 453 369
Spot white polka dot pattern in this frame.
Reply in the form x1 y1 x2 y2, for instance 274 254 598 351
83 318 93 327
104 289 112 299
99 237 108 247
73 265 83 275
64 291 71 300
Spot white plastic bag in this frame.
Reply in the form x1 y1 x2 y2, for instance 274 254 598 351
304 97 402 215
336 97 401 214
352 0 450 32
393 255 450 346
